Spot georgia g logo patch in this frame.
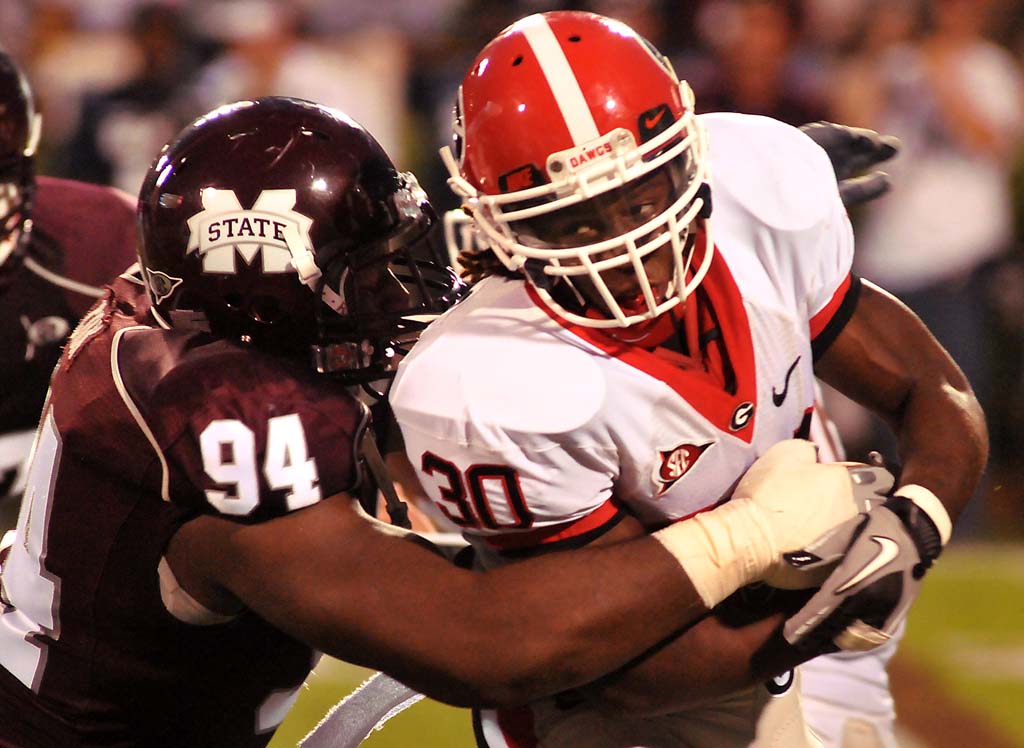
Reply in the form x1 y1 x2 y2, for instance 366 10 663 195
653 442 711 496
186 188 314 275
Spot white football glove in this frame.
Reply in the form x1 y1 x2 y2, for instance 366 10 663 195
741 454 892 590
731 440 895 589
782 484 951 654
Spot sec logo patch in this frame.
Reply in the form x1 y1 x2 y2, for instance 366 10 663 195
654 442 711 496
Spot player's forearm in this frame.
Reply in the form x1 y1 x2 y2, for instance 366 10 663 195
355 536 708 707
222 457 861 707
869 302 987 521
574 612 797 716
889 374 988 521
225 506 708 708
852 318 989 522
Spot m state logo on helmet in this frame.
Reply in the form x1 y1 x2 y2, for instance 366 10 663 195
441 11 713 330
186 188 316 277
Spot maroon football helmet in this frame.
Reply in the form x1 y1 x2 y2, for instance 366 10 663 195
0 50 40 281
137 96 464 383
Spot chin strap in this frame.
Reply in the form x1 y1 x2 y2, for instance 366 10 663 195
359 428 411 529
283 222 323 289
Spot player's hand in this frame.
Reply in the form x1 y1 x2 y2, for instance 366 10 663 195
798 121 900 206
733 440 895 589
781 487 951 655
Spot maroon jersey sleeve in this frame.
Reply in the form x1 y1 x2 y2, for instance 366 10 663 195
32 176 137 317
117 330 368 522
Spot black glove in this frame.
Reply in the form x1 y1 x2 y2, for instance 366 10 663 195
780 487 950 656
798 121 900 207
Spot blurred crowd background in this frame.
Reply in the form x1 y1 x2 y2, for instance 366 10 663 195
2 0 1023 540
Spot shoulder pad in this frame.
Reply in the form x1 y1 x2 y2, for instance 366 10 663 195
117 332 367 520
395 283 606 437
701 113 840 232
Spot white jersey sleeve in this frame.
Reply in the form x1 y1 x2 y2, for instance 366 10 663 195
390 279 626 552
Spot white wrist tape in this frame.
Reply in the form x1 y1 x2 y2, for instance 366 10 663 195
894 484 952 545
652 499 774 609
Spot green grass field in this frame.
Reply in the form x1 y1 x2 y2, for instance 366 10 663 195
269 542 1024 748
269 659 474 747
897 543 1024 746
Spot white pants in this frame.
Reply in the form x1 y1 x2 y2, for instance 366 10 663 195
798 625 904 748
476 671 820 748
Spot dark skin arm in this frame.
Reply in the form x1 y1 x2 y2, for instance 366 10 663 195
815 279 988 520
164 494 707 709
567 280 988 716
571 610 796 715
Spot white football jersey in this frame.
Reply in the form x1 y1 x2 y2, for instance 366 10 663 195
392 113 856 553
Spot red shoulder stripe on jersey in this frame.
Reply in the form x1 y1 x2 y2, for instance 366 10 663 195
481 498 623 552
809 272 853 339
526 240 759 442
809 273 862 360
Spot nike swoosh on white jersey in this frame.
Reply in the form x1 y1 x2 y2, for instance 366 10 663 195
834 536 900 593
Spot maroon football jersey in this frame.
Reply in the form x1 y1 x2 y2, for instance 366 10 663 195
0 275 369 747
0 176 136 442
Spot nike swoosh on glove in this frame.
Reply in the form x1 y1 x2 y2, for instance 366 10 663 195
781 485 952 655
798 121 900 207
764 461 895 590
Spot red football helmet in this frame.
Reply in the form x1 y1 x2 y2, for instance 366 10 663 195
442 11 711 328
138 96 465 384
0 50 41 281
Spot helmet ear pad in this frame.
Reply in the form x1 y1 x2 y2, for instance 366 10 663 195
137 96 465 381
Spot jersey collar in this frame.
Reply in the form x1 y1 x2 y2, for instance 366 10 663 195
526 234 758 442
